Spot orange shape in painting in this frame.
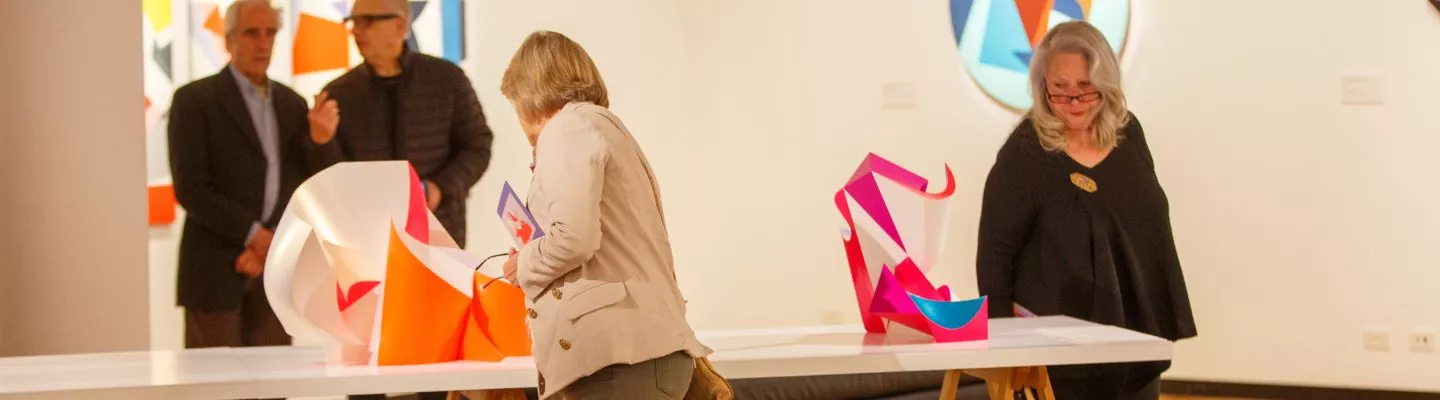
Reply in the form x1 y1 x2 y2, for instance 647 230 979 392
293 13 350 75
1078 0 1093 18
204 6 225 38
1016 0 1052 46
148 185 176 225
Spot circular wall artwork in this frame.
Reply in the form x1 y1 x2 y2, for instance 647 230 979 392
950 0 1132 111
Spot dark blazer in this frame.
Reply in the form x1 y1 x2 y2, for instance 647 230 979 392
308 48 494 246
167 67 314 312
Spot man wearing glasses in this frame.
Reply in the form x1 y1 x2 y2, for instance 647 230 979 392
307 0 494 252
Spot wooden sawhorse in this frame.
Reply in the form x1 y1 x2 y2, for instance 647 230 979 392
940 366 1056 400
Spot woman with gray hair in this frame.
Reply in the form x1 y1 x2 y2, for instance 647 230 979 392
498 31 714 400
975 21 1196 399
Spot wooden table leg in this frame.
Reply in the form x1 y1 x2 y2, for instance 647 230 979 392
960 366 1054 400
939 369 963 399
1033 366 1055 399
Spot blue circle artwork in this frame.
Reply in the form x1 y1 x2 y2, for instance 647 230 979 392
951 0 1131 110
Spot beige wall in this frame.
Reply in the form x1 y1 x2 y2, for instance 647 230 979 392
0 0 150 356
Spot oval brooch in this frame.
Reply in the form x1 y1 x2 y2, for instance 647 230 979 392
1070 172 1097 193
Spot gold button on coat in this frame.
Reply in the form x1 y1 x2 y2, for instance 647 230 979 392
527 309 537 319
559 339 571 350
552 289 562 300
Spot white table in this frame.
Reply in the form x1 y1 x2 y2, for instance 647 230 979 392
0 316 1171 399
0 347 255 399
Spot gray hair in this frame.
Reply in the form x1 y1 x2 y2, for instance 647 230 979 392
1026 21 1130 152
224 0 282 38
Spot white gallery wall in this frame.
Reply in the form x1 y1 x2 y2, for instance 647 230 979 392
137 0 1440 393
1143 0 1440 390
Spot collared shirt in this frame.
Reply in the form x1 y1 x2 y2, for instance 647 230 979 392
229 65 280 243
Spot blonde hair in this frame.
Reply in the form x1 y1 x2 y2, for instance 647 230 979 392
500 31 609 122
1027 21 1130 152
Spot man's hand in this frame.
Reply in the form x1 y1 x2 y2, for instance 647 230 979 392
236 249 264 278
426 180 443 211
248 227 274 260
502 248 518 284
308 91 339 144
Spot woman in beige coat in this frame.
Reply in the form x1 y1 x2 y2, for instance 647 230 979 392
499 31 712 400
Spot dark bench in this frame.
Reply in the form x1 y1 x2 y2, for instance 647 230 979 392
729 370 990 400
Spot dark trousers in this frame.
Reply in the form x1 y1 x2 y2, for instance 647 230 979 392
184 279 290 348
557 351 695 399
185 279 289 400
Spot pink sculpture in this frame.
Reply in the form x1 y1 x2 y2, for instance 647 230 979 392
836 153 988 342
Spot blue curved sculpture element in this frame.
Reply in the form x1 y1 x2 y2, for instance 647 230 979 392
908 294 985 330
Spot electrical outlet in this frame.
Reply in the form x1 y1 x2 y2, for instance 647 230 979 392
1363 328 1391 352
1410 330 1436 353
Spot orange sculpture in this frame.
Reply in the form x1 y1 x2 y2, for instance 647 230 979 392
265 161 530 365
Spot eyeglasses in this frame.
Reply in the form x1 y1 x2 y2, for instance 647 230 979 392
1047 91 1102 104
343 13 401 29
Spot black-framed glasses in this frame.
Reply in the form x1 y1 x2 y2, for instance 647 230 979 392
1046 91 1102 104
343 13 401 29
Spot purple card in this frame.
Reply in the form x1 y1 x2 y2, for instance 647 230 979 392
497 182 543 248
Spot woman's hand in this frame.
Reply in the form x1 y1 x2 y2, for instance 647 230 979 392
503 248 518 284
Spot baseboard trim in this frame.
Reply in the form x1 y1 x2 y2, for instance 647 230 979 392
1162 379 1440 400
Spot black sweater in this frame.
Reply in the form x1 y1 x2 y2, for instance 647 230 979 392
976 114 1197 397
310 48 494 246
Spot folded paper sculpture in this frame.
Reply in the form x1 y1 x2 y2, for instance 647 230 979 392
264 161 531 365
835 153 988 342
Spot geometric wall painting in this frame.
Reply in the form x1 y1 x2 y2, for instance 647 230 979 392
407 0 466 64
190 2 231 74
143 0 178 225
143 0 469 225
288 0 358 95
293 13 350 75
950 0 1131 110
289 0 467 98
